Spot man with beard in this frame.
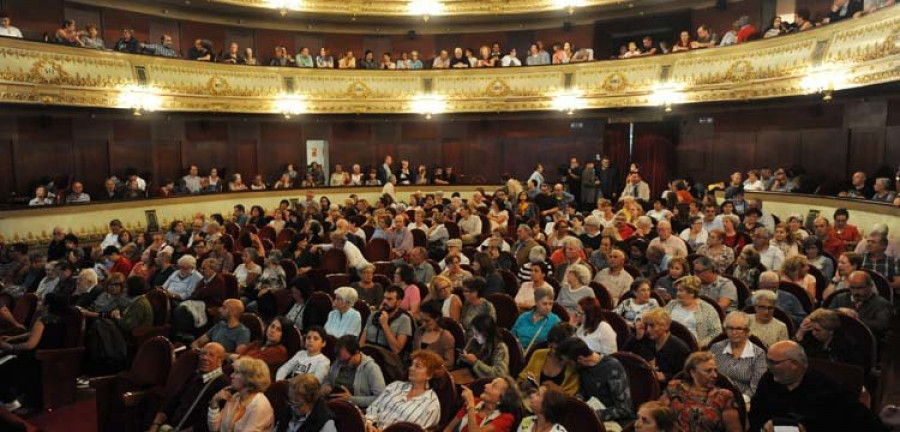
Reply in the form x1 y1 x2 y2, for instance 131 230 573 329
190 298 250 353
359 285 411 355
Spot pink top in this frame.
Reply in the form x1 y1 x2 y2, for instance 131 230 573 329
401 284 422 312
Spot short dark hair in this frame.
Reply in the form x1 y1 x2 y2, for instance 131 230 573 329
420 300 443 320
126 275 149 297
745 208 762 217
394 263 417 285
834 208 849 219
336 334 360 355
103 246 120 256
540 384 568 424
546 323 575 345
462 276 488 297
384 284 405 300
556 337 593 361
234 204 246 212
290 276 313 300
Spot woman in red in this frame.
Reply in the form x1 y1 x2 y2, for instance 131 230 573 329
444 376 522 432
832 208 861 251
721 215 746 254
660 351 742 432
230 316 289 370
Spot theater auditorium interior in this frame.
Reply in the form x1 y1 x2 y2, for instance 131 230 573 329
0 0 899 430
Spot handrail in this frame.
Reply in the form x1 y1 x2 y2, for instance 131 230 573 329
0 7 898 114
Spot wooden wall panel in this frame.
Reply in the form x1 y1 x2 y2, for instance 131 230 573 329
691 0 763 40
179 21 228 58
848 128 886 174
153 139 182 182
795 0 835 22
800 128 847 178
101 9 151 47
14 141 73 191
73 140 109 190
149 18 181 54
4 0 63 40
256 29 297 60
755 130 800 168
0 140 15 195
710 132 754 181
885 127 900 166
109 140 153 178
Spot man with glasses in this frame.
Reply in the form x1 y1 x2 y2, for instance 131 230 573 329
746 271 807 325
694 256 738 312
701 204 723 233
827 270 892 339
749 340 887 431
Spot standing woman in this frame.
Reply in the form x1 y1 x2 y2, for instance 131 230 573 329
208 357 274 432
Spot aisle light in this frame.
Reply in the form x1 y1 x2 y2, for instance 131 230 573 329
552 90 585 115
409 0 444 21
411 94 447 119
275 94 307 119
649 82 685 112
117 85 162 116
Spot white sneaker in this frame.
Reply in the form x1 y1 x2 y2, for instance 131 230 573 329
3 399 21 411
76 377 90 389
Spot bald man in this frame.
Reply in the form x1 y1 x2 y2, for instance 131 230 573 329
648 220 687 257
828 270 893 338
750 341 887 432
190 298 250 353
149 342 229 432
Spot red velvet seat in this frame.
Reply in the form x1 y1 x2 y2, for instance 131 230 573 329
610 351 660 413
439 317 466 351
282 323 303 358
486 293 519 330
322 249 349 274
258 226 277 242
550 302 570 323
354 299 372 326
240 313 265 343
600 310 632 349
498 328 525 377
276 228 297 249
35 306 85 411
360 345 405 384
498 269 520 297
383 422 426 432
11 293 38 327
306 292 332 327
364 238 392 262
589 281 614 309
412 229 427 248
326 273 352 292
560 396 606 432
280 259 298 284
778 281 812 313
668 320 699 351
328 399 367 432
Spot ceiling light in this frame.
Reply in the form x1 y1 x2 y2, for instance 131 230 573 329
117 85 162 116
411 94 446 119
268 0 302 16
552 90 586 115
801 65 847 102
275 94 307 119
409 0 444 21
554 0 586 14
649 82 686 112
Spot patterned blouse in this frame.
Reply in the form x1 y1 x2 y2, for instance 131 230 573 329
663 380 737 432
696 245 735 274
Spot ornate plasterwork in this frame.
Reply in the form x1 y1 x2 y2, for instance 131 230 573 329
203 0 626 16
1 8 900 114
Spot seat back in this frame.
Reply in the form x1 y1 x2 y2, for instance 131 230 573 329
722 275 752 310
282 323 304 358
487 293 519 330
862 269 893 303
668 320 699 351
383 422 426 432
129 336 174 388
276 228 297 249
326 273 352 292
429 367 457 427
164 349 200 399
362 226 375 241
327 399 367 432
373 261 395 277
559 396 606 432
412 229 427 248
808 358 864 401
321 249 349 274
264 380 290 423
837 314 876 373
498 269 520 297
589 281 614 309
240 313 265 343
806 265 828 303
11 293 38 326
524 341 549 365
280 259 298 284
222 273 240 299
354 300 372 327
258 226 277 242
623 265 643 279
360 345 405 383
610 351 661 412
550 303 570 323
600 311 632 348
364 238 391 262
439 317 466 351
777 281 812 313
274 289 294 315
498 328 525 376
444 222 461 240
306 292 332 327
63 306 86 347
146 288 170 326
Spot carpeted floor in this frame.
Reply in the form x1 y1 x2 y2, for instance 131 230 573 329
27 397 96 432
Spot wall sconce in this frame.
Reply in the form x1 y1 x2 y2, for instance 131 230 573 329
411 94 447 119
117 85 162 116
269 0 302 16
801 65 847 102
554 0 585 15
275 94 307 119
552 90 585 115
649 82 686 112
409 0 444 22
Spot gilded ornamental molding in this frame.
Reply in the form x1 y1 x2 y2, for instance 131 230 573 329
0 8 899 115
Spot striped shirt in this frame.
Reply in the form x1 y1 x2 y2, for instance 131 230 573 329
710 340 768 398
365 381 441 429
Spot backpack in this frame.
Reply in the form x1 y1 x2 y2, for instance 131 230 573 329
85 317 129 374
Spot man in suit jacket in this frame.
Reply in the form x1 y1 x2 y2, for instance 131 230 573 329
512 224 539 266
377 155 393 185
596 157 620 201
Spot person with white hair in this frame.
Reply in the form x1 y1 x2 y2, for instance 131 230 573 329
747 289 788 347
854 223 900 257
742 227 784 271
649 220 687 258
324 287 362 337
162 255 203 301
871 177 896 203
557 263 596 315
710 311 767 399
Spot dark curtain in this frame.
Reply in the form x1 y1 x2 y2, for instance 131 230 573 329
631 122 677 200
603 124 631 196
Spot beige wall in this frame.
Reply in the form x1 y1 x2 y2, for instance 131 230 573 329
0 185 489 244
745 192 900 239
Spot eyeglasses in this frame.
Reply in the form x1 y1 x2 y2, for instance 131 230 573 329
725 326 748 332
695 267 711 274
755 305 775 310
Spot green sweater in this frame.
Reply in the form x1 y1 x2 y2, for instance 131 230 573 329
118 295 153 333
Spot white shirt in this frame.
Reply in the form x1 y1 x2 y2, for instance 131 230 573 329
576 321 618 355
744 244 785 271
275 351 331 382
319 242 371 272
501 55 521 66
0 26 23 38
100 233 120 249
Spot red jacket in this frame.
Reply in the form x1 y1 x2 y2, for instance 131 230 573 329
737 25 758 43
822 230 845 259
110 257 133 275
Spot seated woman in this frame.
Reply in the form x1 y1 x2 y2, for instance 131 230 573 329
796 308 864 368
780 255 817 303
322 335 386 409
696 229 735 274
710 312 767 401
324 287 362 338
460 278 497 329
352 265 384 307
517 383 568 432
616 279 661 326
624 308 691 385
231 316 289 370
573 297 617 355
109 276 154 336
515 262 552 310
425 275 462 322
731 247 761 291
0 293 69 411
664 276 722 347
511 285 561 351
413 300 456 366
659 351 742 432
804 236 835 281
557 264 595 316
473 252 506 297
76 271 130 319
276 326 331 382
634 401 677 432
518 324 579 396
444 376 523 432
364 350 443 431
233 247 262 292
746 290 789 348
442 254 474 289
653 257 688 298
460 314 510 379
394 264 422 319
208 357 274 432
276 373 336 432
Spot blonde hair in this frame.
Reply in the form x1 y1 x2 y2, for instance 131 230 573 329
429 275 453 298
781 255 809 279
233 357 271 392
674 275 702 297
642 308 672 328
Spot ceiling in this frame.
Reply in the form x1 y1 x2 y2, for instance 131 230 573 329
68 0 718 34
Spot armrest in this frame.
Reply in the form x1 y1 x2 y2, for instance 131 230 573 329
89 375 117 390
122 389 155 407
35 347 85 410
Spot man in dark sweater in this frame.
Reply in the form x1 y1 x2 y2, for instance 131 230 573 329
750 340 886 432
557 337 634 428
149 343 228 432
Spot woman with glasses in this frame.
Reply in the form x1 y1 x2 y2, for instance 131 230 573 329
710 312 767 401
664 276 723 347
746 290 789 347
276 373 336 432
659 351 742 432
425 275 462 321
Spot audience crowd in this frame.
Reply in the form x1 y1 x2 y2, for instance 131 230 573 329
1 150 898 432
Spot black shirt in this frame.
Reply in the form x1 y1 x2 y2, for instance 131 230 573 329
624 334 691 384
534 193 557 213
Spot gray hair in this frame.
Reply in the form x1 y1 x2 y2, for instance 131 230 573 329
243 247 260 260
177 254 197 269
751 289 777 304
529 246 547 263
759 270 780 285
78 268 98 286
334 286 359 304
568 264 592 286
584 215 602 228
534 284 554 303
636 216 653 228
753 227 770 240
561 236 583 250
724 311 750 328
876 177 892 188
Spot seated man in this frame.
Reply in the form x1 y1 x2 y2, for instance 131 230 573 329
148 343 229 432
322 335 386 408
557 337 634 430
749 340 887 431
190 299 250 353
359 285 412 355
828 271 892 339
173 258 227 343
457 206 483 245
694 256 738 312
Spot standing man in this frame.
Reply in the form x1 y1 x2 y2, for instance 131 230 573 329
581 161 599 211
378 155 394 186
566 157 582 206
596 157 619 202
